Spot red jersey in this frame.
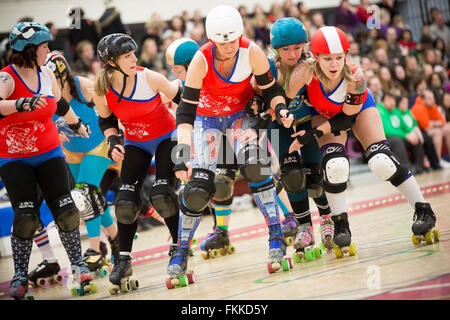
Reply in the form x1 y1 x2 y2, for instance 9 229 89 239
105 67 176 141
197 37 255 117
0 65 60 158
306 64 368 119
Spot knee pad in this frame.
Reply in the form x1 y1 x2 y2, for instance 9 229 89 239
213 167 236 203
280 153 306 193
71 183 105 222
183 168 215 213
366 141 410 187
304 162 324 199
115 183 140 224
12 201 40 240
150 179 179 219
49 195 80 233
237 144 271 184
321 144 349 193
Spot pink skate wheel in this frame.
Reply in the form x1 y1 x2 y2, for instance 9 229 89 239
267 262 275 274
186 272 195 284
166 278 175 289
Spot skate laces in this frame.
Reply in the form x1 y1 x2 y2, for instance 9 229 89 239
296 224 313 245
206 227 223 240
320 215 334 237
282 213 297 229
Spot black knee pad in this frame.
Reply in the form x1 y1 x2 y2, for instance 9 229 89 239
150 179 179 219
213 167 236 203
238 144 271 184
280 153 306 193
366 140 410 187
183 168 215 213
321 144 349 194
12 201 40 240
49 195 80 233
115 200 140 224
304 162 324 198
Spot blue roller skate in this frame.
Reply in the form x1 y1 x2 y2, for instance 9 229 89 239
9 272 34 300
267 224 292 273
166 246 195 289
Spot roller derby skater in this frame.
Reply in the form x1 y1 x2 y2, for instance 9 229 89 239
287 26 439 258
93 33 183 294
411 202 440 245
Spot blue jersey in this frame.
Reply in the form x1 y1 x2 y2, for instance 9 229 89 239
54 77 105 153
268 53 312 126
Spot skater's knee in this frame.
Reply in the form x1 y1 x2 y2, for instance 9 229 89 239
366 140 411 187
183 168 215 213
213 169 235 203
280 153 306 193
238 144 271 184
115 200 139 224
151 179 178 219
49 194 80 233
321 144 349 193
12 201 40 240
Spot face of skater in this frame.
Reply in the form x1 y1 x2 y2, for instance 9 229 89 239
214 38 240 61
113 50 138 77
316 53 347 81
278 43 304 67
35 42 51 67
172 65 187 81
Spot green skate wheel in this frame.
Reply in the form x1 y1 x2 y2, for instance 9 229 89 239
99 267 108 278
425 232 434 244
334 246 343 259
226 245 236 254
348 243 357 256
210 249 219 258
89 283 98 294
433 230 440 242
179 275 189 287
412 234 420 245
109 285 120 295
320 242 326 251
192 238 198 245
134 233 139 240
120 281 130 293
304 249 314 261
71 286 78 296
130 279 139 290
292 252 302 264
281 259 290 271
313 247 323 258
189 248 195 256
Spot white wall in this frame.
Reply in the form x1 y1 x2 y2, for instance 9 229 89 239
0 0 366 33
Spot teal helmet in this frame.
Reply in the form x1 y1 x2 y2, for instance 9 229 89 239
9 22 53 52
270 17 308 49
166 38 199 66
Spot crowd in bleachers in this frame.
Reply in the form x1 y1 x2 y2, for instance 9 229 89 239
0 0 449 175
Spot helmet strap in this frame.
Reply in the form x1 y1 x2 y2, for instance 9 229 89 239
106 58 130 103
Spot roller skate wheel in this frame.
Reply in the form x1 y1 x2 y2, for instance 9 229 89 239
286 237 294 246
425 232 434 244
287 257 293 268
304 249 314 261
314 247 323 258
89 283 98 294
201 251 209 260
37 278 46 286
166 278 175 289
179 275 189 287
226 245 236 254
99 267 109 278
348 243 357 256
267 262 275 274
192 238 198 245
334 246 344 259
134 233 139 240
54 274 63 282
218 248 226 256
120 281 130 293
412 234 420 245
292 253 302 264
186 272 195 284
281 259 291 271
71 286 78 296
109 285 120 295
433 230 440 242
189 248 195 256
129 279 139 290
210 249 219 258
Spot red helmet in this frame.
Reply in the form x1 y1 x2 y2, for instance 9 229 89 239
310 26 350 57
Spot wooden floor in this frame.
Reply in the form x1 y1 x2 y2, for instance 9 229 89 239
1 168 450 300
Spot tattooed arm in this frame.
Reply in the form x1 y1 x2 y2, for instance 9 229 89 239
0 72 18 117
342 68 366 115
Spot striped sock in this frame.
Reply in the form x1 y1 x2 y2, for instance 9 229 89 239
214 204 232 231
33 228 57 263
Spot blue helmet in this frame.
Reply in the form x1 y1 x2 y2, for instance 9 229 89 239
9 22 53 52
166 38 199 66
270 17 308 49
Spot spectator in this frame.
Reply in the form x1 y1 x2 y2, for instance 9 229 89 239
409 78 428 108
398 28 416 50
411 90 450 168
334 0 361 35
392 64 409 96
137 37 165 73
385 27 402 64
98 0 127 37
429 12 450 46
252 14 271 47
378 0 399 21
347 41 361 66
309 11 325 36
45 22 68 54
67 6 100 56
190 23 207 47
167 15 186 36
72 40 96 77
378 66 394 93
373 46 390 68
442 92 450 122
428 72 445 106
141 13 165 50
368 76 383 104
356 0 371 26
405 56 422 91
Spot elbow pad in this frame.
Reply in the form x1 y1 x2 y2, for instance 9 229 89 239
329 112 358 135
98 113 119 134
261 81 285 108
175 86 200 126
172 86 183 105
55 97 70 117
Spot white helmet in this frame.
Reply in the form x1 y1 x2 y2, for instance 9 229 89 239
205 5 244 43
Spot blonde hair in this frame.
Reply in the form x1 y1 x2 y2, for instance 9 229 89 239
94 68 112 96
271 45 309 87
308 55 355 87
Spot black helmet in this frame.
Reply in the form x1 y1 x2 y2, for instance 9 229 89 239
97 33 137 65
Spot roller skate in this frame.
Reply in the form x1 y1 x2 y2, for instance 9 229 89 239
9 272 34 300
281 213 298 246
166 247 195 289
70 258 97 296
331 213 357 258
267 224 292 274
319 214 334 251
109 255 139 295
200 227 236 259
412 202 440 245
84 248 109 279
293 223 322 263
28 260 64 287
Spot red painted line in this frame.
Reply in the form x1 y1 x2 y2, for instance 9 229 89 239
366 274 450 300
